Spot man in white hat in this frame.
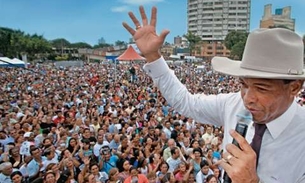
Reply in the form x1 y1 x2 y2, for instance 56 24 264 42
123 6 305 183
20 132 35 157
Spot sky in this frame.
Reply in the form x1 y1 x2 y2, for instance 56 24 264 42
0 0 304 46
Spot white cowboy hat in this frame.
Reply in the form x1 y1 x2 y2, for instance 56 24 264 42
212 28 305 79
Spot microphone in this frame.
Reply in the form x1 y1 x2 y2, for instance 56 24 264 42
223 109 252 183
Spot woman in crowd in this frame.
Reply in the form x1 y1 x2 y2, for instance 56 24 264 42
205 174 218 183
174 162 188 182
211 166 221 183
123 167 148 183
148 153 161 173
67 138 80 156
45 163 61 182
59 149 81 168
63 157 81 182
147 172 157 183
156 162 169 181
138 157 149 176
89 163 109 183
43 170 57 183
6 147 24 168
107 168 121 183
117 159 131 182
189 148 204 176
205 148 213 166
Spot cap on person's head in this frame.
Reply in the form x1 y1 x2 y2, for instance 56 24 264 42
0 105 4 110
212 28 305 79
16 113 25 119
24 132 33 138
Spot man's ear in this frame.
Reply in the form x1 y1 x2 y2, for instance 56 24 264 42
289 80 304 96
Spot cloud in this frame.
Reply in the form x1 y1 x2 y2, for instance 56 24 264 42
121 0 164 5
111 6 130 13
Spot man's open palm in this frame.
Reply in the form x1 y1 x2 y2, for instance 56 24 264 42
122 6 170 61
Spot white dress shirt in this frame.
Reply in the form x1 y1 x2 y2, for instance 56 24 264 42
143 57 305 183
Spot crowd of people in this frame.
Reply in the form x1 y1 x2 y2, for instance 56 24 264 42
0 60 304 183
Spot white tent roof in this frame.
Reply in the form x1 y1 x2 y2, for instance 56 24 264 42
0 57 25 66
0 57 12 65
11 58 25 64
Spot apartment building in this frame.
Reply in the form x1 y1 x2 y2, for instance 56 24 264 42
187 0 251 59
187 0 251 41
260 4 295 31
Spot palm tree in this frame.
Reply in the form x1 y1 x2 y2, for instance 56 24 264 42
183 31 202 56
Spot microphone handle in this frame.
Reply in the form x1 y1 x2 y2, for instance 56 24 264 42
223 123 248 183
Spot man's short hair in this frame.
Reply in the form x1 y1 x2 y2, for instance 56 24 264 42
0 162 12 171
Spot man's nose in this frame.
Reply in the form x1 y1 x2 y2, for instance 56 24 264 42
243 88 258 105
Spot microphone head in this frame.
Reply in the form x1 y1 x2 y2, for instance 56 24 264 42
236 109 252 123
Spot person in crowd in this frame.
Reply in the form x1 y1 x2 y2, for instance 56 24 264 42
189 148 205 177
10 171 26 183
195 160 213 183
122 5 305 183
166 147 184 173
99 146 119 174
0 162 13 183
44 170 57 183
146 171 157 183
205 174 218 183
45 163 61 182
160 172 175 183
117 159 131 182
148 153 161 173
123 166 148 183
107 168 120 183
79 138 94 159
156 161 169 181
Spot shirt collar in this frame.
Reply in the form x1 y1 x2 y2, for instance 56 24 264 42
266 101 297 139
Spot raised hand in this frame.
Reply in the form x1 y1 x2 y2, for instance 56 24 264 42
83 157 90 166
122 6 170 62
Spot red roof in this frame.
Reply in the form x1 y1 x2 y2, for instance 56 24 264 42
116 46 145 61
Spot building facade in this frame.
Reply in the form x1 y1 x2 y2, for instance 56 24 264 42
187 0 251 41
260 4 295 31
187 0 250 59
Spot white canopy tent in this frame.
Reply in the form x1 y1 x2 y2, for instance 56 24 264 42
0 57 26 68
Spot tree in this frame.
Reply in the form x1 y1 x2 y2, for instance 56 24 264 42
115 40 127 46
183 31 202 56
224 31 249 60
70 42 92 48
98 37 106 44
93 43 113 48
50 38 71 48
0 27 51 60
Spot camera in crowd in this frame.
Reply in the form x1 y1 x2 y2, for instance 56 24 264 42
100 145 111 155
